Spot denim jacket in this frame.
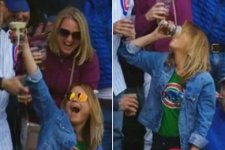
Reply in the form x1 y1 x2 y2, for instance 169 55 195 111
119 42 216 150
26 69 102 150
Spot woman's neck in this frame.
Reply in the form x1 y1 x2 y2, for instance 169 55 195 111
174 52 186 75
74 125 84 142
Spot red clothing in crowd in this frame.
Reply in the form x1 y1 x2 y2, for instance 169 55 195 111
134 0 192 51
43 48 100 106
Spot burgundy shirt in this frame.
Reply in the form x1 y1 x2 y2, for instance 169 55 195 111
43 49 100 106
135 0 192 52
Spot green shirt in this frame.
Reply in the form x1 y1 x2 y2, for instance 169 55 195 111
73 141 87 150
158 71 184 137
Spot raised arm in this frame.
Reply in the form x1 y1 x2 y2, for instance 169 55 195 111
131 25 169 47
18 35 58 122
21 39 38 75
118 41 167 76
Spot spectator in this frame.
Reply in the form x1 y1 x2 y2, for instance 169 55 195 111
3 0 32 149
192 2 225 149
37 6 100 106
10 6 100 149
134 1 192 148
10 30 104 149
113 0 139 150
119 21 216 150
204 78 225 150
5 0 30 24
192 0 225 92
0 0 16 149
82 0 112 149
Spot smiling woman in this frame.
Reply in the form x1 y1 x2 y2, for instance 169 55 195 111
41 6 100 107
48 7 93 64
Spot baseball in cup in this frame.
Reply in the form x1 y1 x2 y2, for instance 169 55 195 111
159 20 182 36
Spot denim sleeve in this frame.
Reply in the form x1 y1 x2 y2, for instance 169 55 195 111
26 68 59 123
189 75 216 148
118 41 166 76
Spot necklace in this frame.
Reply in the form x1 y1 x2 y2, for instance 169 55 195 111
171 0 177 25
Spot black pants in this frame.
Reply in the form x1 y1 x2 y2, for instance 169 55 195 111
151 133 181 150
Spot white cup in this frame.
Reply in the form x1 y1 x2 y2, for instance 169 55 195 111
9 21 27 45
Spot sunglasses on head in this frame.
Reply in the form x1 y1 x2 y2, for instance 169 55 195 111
58 28 81 40
66 92 88 103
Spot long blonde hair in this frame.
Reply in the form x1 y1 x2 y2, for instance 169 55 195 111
61 84 103 150
166 21 210 82
48 7 94 65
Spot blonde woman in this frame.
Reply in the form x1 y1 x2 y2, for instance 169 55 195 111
119 21 216 150
43 6 100 106
11 33 103 149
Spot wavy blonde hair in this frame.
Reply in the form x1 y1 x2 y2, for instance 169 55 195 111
166 21 210 82
48 7 94 65
61 84 103 150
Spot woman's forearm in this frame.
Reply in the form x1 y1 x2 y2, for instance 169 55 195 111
21 41 38 75
131 32 158 47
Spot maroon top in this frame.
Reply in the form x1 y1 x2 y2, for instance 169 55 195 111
42 49 100 106
134 0 192 51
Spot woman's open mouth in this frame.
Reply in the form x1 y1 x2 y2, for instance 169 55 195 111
71 103 81 113
72 107 80 113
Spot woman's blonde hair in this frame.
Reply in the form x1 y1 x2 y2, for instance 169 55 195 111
61 84 103 150
48 7 94 65
166 21 210 82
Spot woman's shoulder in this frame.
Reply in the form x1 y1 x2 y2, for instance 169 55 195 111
54 110 75 133
195 71 213 81
85 50 98 63
191 71 214 85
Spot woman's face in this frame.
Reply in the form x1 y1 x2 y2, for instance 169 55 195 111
169 31 189 52
57 17 81 56
66 86 90 127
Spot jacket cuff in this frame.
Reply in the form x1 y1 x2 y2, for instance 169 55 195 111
189 133 208 148
125 42 141 54
26 68 42 83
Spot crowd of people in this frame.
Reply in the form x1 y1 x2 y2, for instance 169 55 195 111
0 0 225 150
1 0 111 149
113 0 225 150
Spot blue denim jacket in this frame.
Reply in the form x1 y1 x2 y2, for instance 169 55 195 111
26 69 102 150
119 42 216 150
